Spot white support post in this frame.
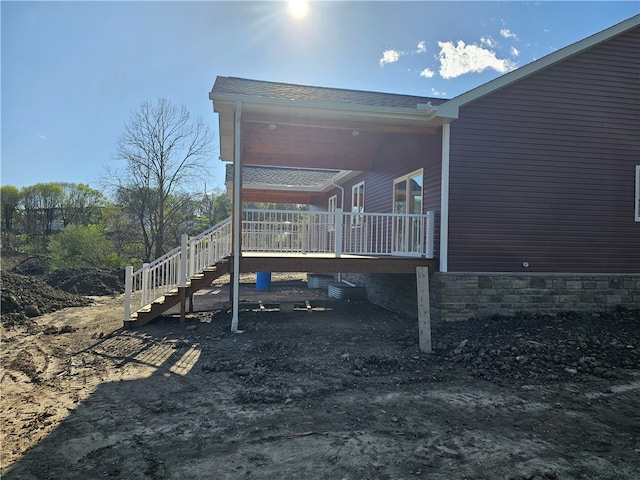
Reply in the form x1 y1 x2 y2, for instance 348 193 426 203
416 267 432 353
426 211 435 258
439 123 451 272
231 101 242 332
123 265 133 322
335 208 343 258
302 217 308 254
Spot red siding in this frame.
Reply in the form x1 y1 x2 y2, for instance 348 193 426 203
448 27 640 273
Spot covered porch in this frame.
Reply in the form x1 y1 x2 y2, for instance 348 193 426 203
210 77 453 331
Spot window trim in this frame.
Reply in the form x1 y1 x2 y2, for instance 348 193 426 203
351 181 365 227
635 165 640 222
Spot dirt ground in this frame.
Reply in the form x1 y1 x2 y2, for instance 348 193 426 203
1 271 639 480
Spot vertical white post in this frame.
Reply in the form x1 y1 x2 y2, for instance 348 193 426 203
439 123 451 273
123 265 133 322
417 267 432 353
335 208 343 258
302 216 308 254
180 234 188 288
231 101 242 332
188 235 195 279
141 263 150 306
426 211 435 259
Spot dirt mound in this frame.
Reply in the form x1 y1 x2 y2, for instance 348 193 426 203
431 307 640 384
7 254 48 275
1 271 91 327
46 267 125 296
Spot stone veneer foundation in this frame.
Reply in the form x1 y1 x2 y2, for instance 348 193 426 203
341 272 640 322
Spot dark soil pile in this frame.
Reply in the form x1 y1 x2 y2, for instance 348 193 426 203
430 307 640 385
1 271 91 327
46 267 125 296
195 297 640 389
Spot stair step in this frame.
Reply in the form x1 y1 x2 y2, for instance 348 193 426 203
125 257 230 329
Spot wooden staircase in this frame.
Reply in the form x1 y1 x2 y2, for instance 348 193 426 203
123 258 229 329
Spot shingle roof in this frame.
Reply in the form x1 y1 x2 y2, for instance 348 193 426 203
212 77 447 109
225 164 340 188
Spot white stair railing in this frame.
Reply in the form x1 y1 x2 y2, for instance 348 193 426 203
124 217 232 322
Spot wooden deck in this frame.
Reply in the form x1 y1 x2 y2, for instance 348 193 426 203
124 253 438 329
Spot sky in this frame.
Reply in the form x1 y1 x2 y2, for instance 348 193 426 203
2 1 638 193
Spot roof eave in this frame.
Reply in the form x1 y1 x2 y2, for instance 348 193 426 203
210 91 438 123
438 14 640 116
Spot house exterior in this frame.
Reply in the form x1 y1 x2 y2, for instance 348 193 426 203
210 15 639 322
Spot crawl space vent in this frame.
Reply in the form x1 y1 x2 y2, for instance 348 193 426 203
328 282 366 300
307 274 335 289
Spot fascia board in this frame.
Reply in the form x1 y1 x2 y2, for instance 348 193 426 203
317 170 361 190
211 91 437 123
438 14 640 113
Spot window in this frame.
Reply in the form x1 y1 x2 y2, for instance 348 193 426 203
328 195 337 213
393 170 423 216
636 165 640 222
328 195 337 231
351 181 364 226
393 170 424 254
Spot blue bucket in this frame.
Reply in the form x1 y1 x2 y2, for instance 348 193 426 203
256 272 272 292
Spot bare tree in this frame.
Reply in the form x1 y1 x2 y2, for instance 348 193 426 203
112 98 214 261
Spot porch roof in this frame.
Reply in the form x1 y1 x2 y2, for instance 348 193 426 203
225 164 340 188
209 77 447 173
224 164 358 203
212 76 446 109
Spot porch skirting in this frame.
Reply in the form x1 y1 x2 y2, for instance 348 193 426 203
342 272 640 322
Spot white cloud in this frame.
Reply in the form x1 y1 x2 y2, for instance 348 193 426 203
419 68 435 78
437 40 517 79
379 49 402 66
37 134 48 141
500 28 517 39
416 41 427 53
431 88 447 97
480 36 496 48
511 46 520 57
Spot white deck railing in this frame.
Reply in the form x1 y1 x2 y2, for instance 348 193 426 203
242 208 434 258
124 209 434 321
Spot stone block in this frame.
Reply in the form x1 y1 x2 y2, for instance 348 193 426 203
567 280 583 290
529 276 548 289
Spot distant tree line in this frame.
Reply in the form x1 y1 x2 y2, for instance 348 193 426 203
0 182 231 271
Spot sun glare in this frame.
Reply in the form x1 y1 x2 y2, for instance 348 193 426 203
288 0 309 20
